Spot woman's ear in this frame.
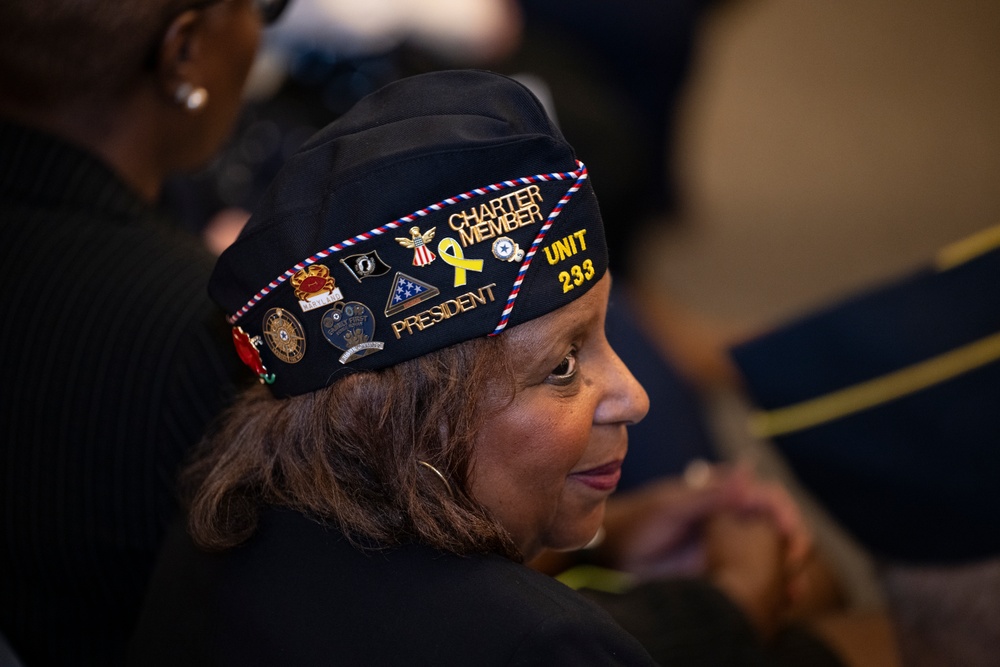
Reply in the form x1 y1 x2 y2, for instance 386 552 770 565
155 9 205 107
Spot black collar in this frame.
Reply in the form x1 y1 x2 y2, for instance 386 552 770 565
0 120 150 222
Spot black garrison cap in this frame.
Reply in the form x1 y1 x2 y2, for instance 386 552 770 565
730 228 1000 564
210 70 607 397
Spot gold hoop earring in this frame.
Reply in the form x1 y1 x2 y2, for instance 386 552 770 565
417 460 454 498
174 83 208 112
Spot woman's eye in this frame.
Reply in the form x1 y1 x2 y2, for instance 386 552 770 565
546 349 578 385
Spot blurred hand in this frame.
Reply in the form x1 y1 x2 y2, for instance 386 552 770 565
600 463 813 583
705 511 788 639
600 474 725 579
717 464 812 573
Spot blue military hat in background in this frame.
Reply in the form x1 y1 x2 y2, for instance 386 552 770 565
730 226 1000 564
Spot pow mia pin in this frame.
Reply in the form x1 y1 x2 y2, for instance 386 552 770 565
491 236 524 263
340 251 391 283
262 308 307 364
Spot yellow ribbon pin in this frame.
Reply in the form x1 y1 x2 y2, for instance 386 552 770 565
437 237 484 287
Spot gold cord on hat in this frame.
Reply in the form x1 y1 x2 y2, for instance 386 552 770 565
417 460 454 497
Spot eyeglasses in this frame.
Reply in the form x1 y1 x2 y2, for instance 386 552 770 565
146 0 290 69
253 0 290 26
183 0 290 26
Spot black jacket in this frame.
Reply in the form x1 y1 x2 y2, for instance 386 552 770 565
0 121 240 666
131 508 657 666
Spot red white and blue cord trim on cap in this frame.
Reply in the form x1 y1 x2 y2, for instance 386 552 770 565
226 160 590 334
490 161 588 335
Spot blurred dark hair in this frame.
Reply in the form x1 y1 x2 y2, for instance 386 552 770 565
184 333 523 559
0 0 183 105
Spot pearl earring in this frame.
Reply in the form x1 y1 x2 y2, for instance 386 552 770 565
175 83 209 112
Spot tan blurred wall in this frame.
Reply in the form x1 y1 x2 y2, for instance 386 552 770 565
645 0 1000 330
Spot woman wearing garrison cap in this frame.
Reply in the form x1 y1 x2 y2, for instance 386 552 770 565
131 71 838 665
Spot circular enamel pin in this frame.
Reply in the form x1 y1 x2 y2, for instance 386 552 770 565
262 307 306 364
492 236 524 262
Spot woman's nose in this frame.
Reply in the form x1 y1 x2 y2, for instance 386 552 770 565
596 343 650 426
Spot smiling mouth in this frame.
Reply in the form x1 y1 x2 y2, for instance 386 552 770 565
569 460 623 492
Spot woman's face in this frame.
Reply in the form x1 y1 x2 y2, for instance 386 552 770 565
470 273 649 560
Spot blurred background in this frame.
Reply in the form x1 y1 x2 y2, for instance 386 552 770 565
646 0 1000 331
642 0 1000 614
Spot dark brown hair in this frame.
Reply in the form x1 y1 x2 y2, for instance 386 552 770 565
184 334 522 559
0 0 184 106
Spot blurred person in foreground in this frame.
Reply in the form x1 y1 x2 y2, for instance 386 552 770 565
130 70 841 666
731 228 1000 666
0 0 289 664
